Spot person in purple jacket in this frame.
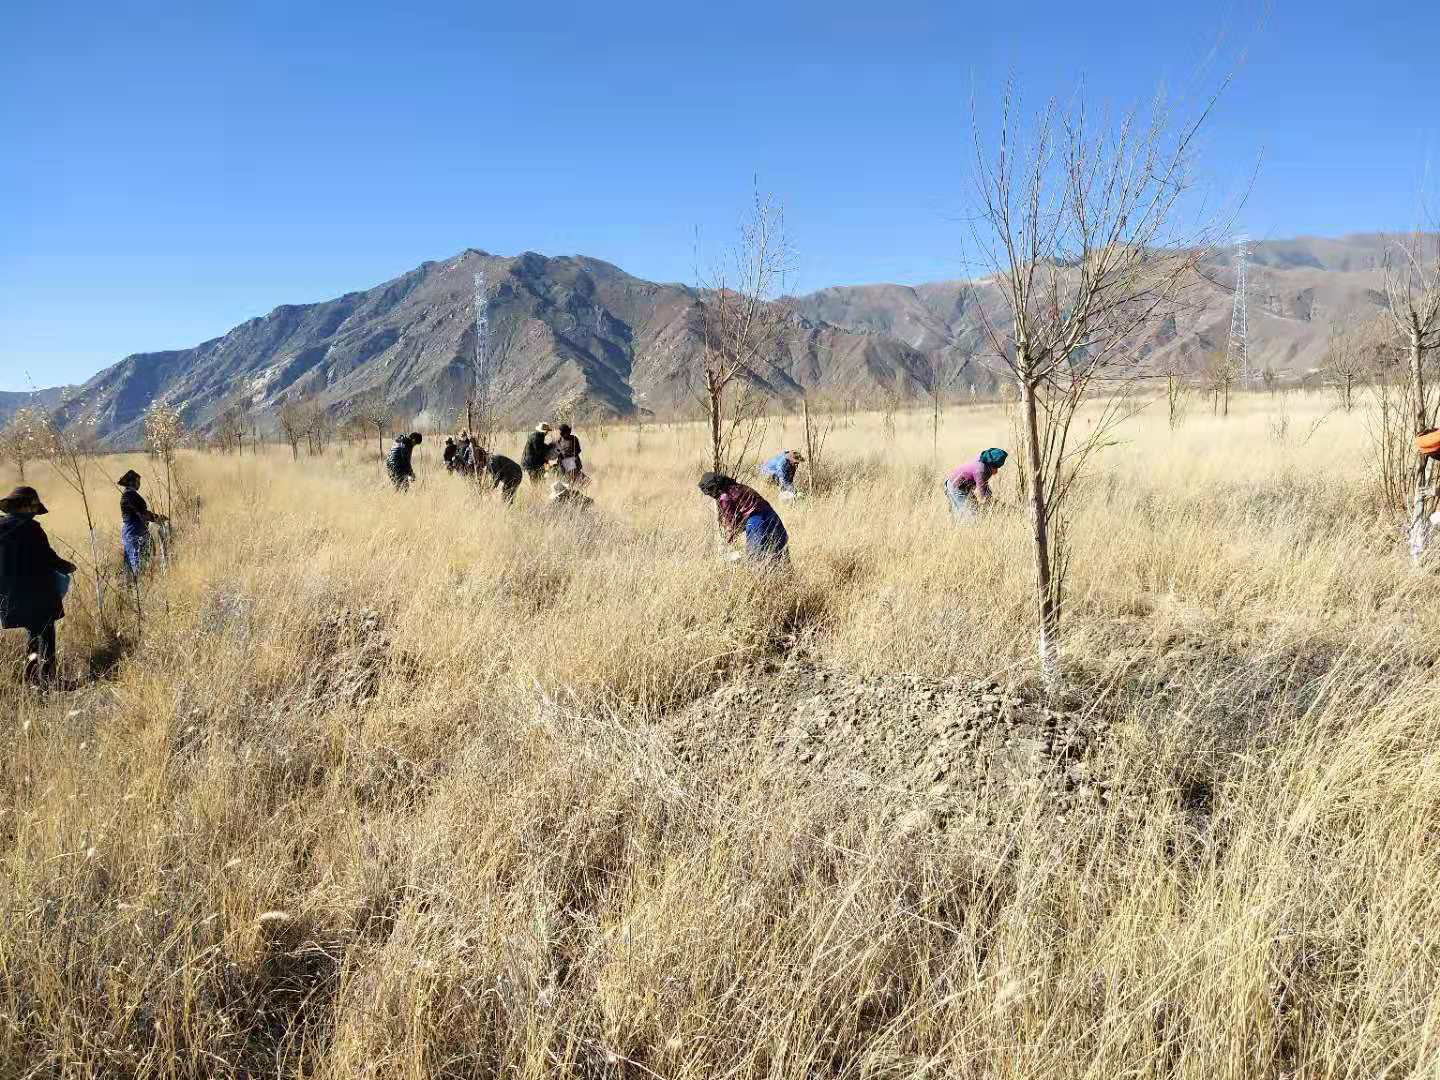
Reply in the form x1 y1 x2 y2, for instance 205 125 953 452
944 448 1007 521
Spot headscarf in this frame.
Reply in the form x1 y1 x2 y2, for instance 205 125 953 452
116 469 142 489
979 448 1008 469
697 472 733 499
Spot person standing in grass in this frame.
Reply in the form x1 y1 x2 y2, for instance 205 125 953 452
760 449 805 498
0 486 77 688
116 469 167 577
522 423 554 484
554 423 585 486
442 436 459 473
385 432 422 490
944 448 1007 521
697 472 789 564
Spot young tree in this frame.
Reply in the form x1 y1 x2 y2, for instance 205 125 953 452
1159 357 1191 430
1321 318 1368 412
1 406 55 480
1201 349 1236 416
695 190 794 474
1381 230 1440 562
276 400 308 460
143 403 186 521
968 79 1227 680
211 400 249 454
349 385 394 457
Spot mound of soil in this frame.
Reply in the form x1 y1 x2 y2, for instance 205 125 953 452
660 657 1115 829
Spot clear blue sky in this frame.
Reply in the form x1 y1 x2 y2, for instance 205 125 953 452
3 0 1438 391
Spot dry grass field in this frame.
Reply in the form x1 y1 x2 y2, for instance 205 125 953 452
3 392 1439 1078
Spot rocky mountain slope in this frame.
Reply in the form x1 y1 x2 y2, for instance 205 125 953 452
45 234 1406 445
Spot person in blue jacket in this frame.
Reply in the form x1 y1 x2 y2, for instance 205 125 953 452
0 486 77 687
117 470 167 576
759 449 805 496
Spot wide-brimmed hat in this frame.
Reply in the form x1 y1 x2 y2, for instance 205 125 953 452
116 469 142 488
0 486 47 515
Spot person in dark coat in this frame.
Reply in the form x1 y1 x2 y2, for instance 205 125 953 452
117 469 167 576
521 423 554 484
476 448 523 503
554 423 586 487
442 437 458 473
0 487 77 687
385 432 422 489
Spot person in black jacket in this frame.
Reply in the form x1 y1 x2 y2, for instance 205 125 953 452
0 486 77 687
554 423 586 486
442 436 458 473
385 432 422 489
521 423 554 484
476 448 523 503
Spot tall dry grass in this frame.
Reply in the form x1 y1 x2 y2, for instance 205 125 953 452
2 393 1439 1078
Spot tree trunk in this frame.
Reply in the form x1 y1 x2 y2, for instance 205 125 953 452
1020 375 1059 684
1222 381 1230 417
1408 335 1431 564
1343 376 1353 413
803 396 816 495
707 374 723 473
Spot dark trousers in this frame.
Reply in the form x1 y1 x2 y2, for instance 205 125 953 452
22 622 57 686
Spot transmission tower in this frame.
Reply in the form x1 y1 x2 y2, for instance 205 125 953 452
470 270 488 434
1225 235 1249 388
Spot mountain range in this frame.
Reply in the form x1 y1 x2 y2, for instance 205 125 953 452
13 233 1407 445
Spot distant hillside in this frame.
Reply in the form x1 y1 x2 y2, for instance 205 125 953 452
49 234 1408 445
0 387 75 425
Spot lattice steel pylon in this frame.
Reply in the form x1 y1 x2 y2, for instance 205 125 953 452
1225 235 1249 388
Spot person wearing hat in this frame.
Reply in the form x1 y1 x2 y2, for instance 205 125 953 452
759 449 806 498
385 431 422 490
0 486 77 687
547 480 593 512
697 472 789 564
521 423 555 485
117 470 168 576
442 436 459 473
944 448 1008 521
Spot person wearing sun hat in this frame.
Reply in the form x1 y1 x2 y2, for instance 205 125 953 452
944 448 1008 521
117 469 168 576
521 422 555 484
0 486 77 687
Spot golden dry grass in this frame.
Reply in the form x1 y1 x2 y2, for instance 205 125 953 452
3 392 1439 1078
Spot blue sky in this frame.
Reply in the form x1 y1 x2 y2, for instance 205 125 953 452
3 0 1438 391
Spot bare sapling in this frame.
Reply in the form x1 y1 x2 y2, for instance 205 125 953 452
1202 349 1236 416
1322 317 1368 412
695 189 795 478
143 403 186 525
350 384 395 458
968 78 1229 682
276 399 308 460
41 410 109 625
1160 357 1191 430
1381 229 1440 562
1 406 52 481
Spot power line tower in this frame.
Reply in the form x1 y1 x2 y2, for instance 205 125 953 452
467 270 488 434
1226 235 1250 388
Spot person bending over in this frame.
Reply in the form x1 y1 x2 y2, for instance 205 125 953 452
697 471 789 564
944 448 1007 521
